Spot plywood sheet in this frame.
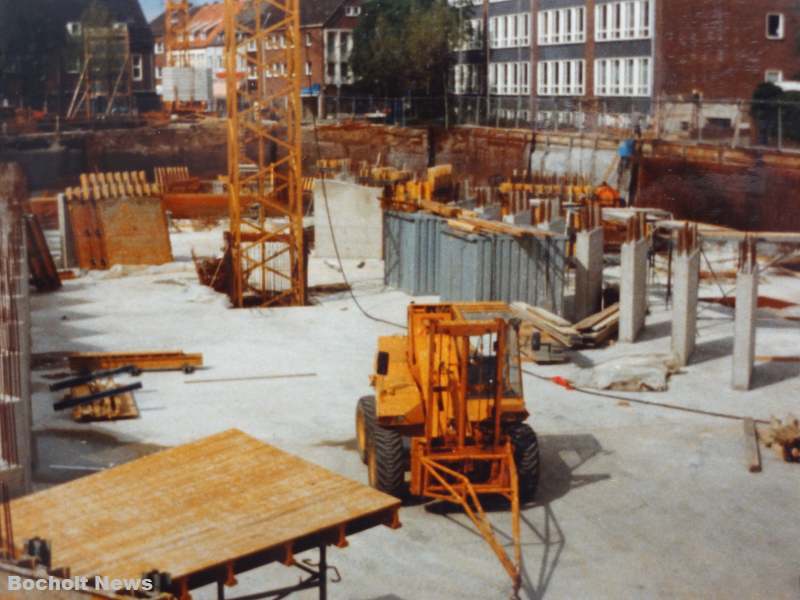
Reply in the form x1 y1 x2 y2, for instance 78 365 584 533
96 197 172 266
10 430 399 583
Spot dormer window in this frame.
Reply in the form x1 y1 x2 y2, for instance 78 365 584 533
345 5 361 17
66 21 82 36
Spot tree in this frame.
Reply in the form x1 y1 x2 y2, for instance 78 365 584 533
751 82 783 145
350 0 469 98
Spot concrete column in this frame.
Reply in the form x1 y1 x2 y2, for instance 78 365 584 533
574 227 604 321
619 237 648 342
732 271 758 390
671 249 700 366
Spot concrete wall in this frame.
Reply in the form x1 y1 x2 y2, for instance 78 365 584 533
313 179 383 259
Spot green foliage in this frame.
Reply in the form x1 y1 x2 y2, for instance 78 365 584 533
751 82 800 144
350 0 470 97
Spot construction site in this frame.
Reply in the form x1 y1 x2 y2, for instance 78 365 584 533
1 0 800 598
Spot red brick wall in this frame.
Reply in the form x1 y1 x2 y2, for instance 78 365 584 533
656 0 800 100
300 26 324 88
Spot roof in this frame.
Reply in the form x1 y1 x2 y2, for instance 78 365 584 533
36 0 154 48
301 0 346 26
9 429 400 593
149 3 205 37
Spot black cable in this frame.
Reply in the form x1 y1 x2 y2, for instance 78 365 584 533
305 68 405 330
522 367 768 424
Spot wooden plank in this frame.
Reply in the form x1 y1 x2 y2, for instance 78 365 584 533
9 430 400 583
743 418 762 473
68 351 203 373
573 303 620 331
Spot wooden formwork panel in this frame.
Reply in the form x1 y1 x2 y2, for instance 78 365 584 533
67 197 172 269
96 196 172 266
9 430 400 585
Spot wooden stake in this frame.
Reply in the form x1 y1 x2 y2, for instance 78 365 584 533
743 417 761 473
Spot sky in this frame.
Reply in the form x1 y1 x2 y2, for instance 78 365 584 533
140 0 213 22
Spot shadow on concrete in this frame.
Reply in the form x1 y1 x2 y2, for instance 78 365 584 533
33 428 164 487
519 504 565 600
518 433 609 599
568 351 595 369
691 336 734 365
751 360 800 390
636 318 672 343
424 434 608 599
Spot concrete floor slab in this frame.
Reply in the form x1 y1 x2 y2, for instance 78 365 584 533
28 229 800 600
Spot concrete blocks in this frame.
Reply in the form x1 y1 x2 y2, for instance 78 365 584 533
732 271 758 390
671 249 700 366
619 237 649 342
574 227 604 321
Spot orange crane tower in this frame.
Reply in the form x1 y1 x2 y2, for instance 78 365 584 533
223 0 306 307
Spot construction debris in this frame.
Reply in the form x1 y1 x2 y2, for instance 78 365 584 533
761 415 800 462
572 354 680 392
67 351 203 374
51 368 142 419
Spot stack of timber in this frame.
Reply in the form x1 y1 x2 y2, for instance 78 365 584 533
761 415 800 462
64 172 172 269
572 303 620 346
512 302 619 362
154 165 200 193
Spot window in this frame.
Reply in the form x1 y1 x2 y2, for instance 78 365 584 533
305 61 312 76
66 21 81 36
132 54 143 81
305 32 312 47
765 69 783 83
595 1 651 41
489 61 530 95
154 42 164 54
247 39 257 51
766 13 784 39
537 60 585 96
155 66 162 79
345 5 361 16
458 18 483 50
594 56 650 96
489 13 530 48
538 7 585 45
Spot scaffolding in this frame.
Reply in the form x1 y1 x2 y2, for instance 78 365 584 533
66 25 132 120
223 0 306 307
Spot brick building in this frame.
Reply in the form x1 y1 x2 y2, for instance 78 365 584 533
150 0 361 116
451 0 800 125
2 0 156 114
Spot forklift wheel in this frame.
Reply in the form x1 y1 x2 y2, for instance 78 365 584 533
356 396 375 464
367 423 405 498
508 423 540 502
